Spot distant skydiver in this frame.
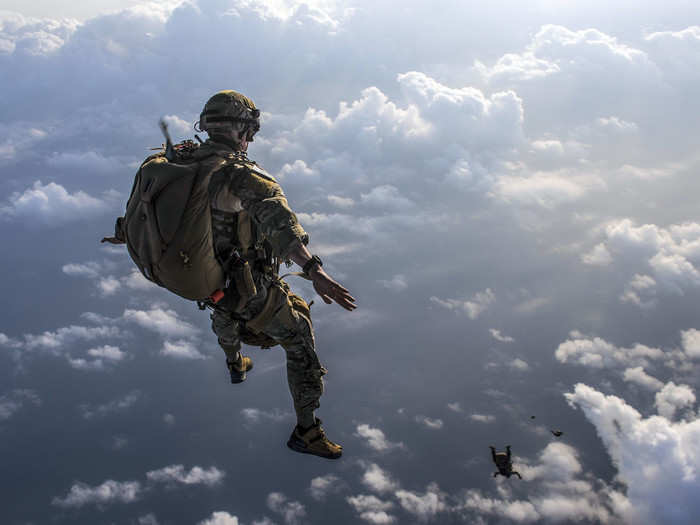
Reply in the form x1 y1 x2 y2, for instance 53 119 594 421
490 445 522 479
550 430 563 437
103 90 356 459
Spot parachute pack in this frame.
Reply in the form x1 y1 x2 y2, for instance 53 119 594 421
111 141 231 301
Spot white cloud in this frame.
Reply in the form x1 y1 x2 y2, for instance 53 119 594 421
21 324 122 352
123 308 198 338
492 171 602 209
377 274 408 292
146 465 225 486
0 181 111 225
566 383 700 525
430 288 495 320
509 358 530 371
489 329 514 343
470 414 495 423
46 150 123 174
52 480 141 508
327 195 355 208
354 424 404 452
160 339 207 360
62 262 102 279
266 492 306 525
395 483 448 522
595 219 700 301
346 494 395 524
241 408 293 425
654 382 696 420
681 328 700 358
198 512 240 525
80 390 140 419
361 463 398 494
123 269 158 290
163 413 175 425
582 243 613 266
67 356 106 371
415 415 444 429
460 442 615 523
88 345 125 361
98 276 121 296
623 366 664 391
447 402 463 413
514 296 549 314
0 389 41 421
555 333 664 369
458 491 540 523
309 474 341 501
138 513 160 525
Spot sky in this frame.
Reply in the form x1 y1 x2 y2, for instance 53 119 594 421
1 0 700 524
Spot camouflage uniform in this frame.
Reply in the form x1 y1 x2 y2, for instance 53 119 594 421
205 140 325 428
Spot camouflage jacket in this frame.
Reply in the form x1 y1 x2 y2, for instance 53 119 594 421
204 140 309 268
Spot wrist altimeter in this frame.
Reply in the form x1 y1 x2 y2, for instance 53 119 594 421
302 254 323 276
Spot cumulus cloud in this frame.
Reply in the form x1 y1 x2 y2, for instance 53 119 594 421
508 358 530 371
160 339 207 360
429 288 495 320
198 512 240 525
80 390 140 419
459 442 616 523
582 243 613 266
67 344 126 371
346 494 395 524
52 479 141 508
447 402 463 413
681 328 700 358
266 492 306 525
361 463 399 494
354 423 404 452
592 219 700 302
623 366 664 391
470 414 496 423
654 382 696 420
0 389 41 421
146 465 225 486
138 513 160 525
0 181 112 225
62 261 102 279
309 474 341 501
123 308 198 338
377 274 408 292
566 383 700 525
241 408 293 425
395 483 448 522
489 329 514 343
415 415 444 429
19 324 123 353
555 332 664 369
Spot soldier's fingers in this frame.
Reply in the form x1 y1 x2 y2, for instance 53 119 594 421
322 294 332 304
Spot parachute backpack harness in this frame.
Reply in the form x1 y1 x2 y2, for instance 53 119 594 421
102 122 230 303
101 91 263 304
101 92 300 319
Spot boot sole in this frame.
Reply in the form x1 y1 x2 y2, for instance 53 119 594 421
286 435 342 459
229 361 253 384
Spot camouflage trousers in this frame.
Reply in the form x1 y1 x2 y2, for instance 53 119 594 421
210 277 325 428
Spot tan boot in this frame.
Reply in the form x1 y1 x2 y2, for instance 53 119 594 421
226 355 253 384
286 418 342 459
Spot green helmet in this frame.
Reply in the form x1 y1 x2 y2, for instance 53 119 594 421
199 90 260 141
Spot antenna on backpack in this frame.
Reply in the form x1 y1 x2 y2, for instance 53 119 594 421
159 118 175 161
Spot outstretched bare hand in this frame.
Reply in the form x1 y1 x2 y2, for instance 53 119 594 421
311 269 356 311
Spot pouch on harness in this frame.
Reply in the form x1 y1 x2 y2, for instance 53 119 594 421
118 147 229 301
